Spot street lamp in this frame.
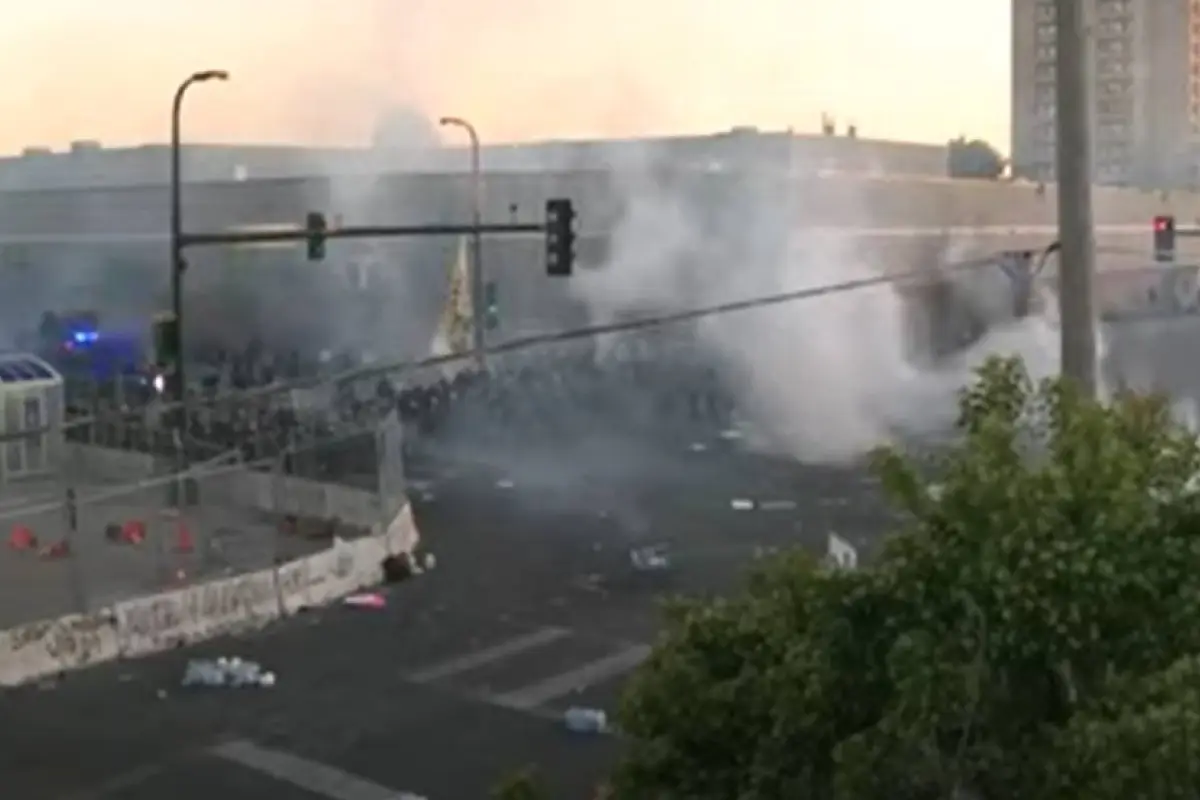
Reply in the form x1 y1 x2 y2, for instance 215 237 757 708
168 69 227 505
170 69 229 410
439 116 485 356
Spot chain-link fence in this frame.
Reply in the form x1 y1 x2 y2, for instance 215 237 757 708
0 403 407 629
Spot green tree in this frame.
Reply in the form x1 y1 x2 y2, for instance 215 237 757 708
491 765 548 800
948 137 1006 179
612 357 1200 799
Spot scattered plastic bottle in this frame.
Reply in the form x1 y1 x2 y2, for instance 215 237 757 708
182 659 225 687
564 706 608 734
629 546 670 572
181 657 275 689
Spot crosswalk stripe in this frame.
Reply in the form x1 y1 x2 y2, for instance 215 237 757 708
488 644 652 711
211 739 426 800
407 626 570 683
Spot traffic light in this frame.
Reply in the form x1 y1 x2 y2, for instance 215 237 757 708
306 211 327 261
484 281 499 331
151 312 180 370
1154 215 1176 263
545 198 575 276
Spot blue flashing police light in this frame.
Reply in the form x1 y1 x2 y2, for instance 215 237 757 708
70 330 99 345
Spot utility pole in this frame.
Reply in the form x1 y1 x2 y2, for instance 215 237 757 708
1053 0 1098 396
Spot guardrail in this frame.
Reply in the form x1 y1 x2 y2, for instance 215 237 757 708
0 445 420 687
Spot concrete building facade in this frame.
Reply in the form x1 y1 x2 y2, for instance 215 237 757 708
1011 0 1197 187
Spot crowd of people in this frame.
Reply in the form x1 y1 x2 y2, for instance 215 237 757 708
400 344 738 456
61 334 743 484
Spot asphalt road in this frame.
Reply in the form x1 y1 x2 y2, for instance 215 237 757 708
0 429 896 800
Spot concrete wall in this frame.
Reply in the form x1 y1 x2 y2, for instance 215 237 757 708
2 171 1199 241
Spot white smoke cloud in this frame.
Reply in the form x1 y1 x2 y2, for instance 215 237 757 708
568 143 1079 464
293 104 451 361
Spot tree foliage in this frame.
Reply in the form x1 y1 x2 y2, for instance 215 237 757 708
492 765 548 800
948 137 1006 180
613 357 1200 799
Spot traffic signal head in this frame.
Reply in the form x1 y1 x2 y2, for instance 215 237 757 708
306 211 327 261
1154 215 1176 262
151 312 180 369
545 198 576 276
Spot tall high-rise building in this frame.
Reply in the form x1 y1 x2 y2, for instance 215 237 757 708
1011 0 1197 187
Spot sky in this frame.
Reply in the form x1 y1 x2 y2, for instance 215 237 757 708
0 0 1011 156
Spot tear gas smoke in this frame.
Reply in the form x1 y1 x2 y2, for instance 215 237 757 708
567 144 1089 464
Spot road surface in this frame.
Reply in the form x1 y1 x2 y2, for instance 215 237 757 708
0 428 894 800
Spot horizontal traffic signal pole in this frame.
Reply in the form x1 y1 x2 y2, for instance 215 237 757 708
179 222 544 248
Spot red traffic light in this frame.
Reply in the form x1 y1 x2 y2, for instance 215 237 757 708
1154 215 1173 232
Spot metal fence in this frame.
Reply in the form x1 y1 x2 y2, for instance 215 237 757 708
0 406 406 629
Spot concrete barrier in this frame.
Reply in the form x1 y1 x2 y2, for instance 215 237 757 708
112 567 281 658
275 503 419 614
0 446 422 686
0 610 119 686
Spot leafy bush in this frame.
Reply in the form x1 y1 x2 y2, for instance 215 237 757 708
612 357 1200 799
492 765 547 800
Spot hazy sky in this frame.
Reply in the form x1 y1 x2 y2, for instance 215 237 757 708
0 0 1011 155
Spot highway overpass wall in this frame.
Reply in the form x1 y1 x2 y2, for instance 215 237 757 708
0 171 1193 344
2 171 1199 240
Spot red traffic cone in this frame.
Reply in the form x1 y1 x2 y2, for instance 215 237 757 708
8 524 35 551
120 520 146 545
39 540 69 559
175 522 194 553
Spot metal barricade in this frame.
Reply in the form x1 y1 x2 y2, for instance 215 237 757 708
0 360 422 629
0 456 287 623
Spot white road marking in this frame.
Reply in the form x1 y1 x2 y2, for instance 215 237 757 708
488 644 652 712
407 626 570 683
211 739 426 800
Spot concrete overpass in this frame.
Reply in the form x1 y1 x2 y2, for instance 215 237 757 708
2 157 1199 351
0 169 1191 295
1 169 1198 238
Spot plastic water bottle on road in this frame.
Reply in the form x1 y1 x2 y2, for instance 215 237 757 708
564 706 608 734
181 657 276 688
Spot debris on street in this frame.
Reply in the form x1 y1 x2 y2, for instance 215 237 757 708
182 657 275 688
343 592 387 609
564 706 608 734
629 544 671 572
